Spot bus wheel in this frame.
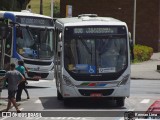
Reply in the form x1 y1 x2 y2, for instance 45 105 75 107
116 97 125 107
57 90 63 100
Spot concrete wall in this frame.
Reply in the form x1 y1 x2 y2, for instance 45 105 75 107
60 0 160 51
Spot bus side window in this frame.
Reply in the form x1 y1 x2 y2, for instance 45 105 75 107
4 27 12 71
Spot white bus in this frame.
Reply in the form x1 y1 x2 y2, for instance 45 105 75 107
54 14 132 106
0 11 54 80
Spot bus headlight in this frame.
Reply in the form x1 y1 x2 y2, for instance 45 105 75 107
63 75 74 86
117 74 130 86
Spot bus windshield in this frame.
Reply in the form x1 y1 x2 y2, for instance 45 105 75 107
64 26 128 74
16 27 54 59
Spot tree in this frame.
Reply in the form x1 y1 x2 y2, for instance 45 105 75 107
0 0 30 11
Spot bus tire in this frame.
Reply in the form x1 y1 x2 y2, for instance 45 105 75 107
116 97 125 107
57 90 63 100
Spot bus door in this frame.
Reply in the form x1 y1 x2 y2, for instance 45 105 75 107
4 27 12 70
0 23 8 69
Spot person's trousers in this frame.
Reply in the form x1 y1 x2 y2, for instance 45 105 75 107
16 81 25 101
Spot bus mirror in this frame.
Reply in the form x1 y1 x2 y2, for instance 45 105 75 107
58 41 62 52
129 32 134 61
130 40 134 61
0 26 8 39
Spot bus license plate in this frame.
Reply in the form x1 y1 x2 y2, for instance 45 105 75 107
32 76 41 80
90 93 102 97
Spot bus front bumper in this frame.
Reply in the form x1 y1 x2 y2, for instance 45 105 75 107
61 83 130 98
26 70 54 80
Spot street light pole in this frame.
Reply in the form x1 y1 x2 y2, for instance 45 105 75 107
133 0 137 45
51 0 54 18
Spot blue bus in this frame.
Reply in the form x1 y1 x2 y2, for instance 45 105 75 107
0 11 54 80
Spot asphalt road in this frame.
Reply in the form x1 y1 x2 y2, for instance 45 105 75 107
1 79 160 120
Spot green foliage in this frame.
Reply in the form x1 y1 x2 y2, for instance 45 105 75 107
28 0 60 17
133 44 153 63
0 0 30 11
53 1 60 17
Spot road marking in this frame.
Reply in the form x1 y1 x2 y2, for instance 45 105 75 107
140 99 150 104
0 117 8 120
127 109 135 111
19 108 24 111
34 99 42 104
118 117 124 120
11 107 24 111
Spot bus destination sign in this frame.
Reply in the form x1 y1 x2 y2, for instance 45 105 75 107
16 16 53 26
73 27 118 34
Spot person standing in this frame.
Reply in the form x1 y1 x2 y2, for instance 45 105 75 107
0 63 25 112
16 60 30 102
22 61 30 99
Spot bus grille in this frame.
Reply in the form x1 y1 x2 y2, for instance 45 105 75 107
27 72 49 78
24 60 52 65
78 89 114 96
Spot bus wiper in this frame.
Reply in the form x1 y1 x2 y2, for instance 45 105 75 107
80 39 93 64
80 39 92 54
98 35 112 56
41 27 48 43
26 26 35 42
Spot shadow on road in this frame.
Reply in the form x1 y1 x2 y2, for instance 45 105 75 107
2 86 49 90
26 86 49 89
39 96 126 110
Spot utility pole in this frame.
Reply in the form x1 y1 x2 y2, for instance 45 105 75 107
133 0 137 45
40 0 43 14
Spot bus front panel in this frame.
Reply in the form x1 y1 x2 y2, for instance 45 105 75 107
60 26 130 98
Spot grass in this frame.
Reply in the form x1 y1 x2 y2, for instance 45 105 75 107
28 0 60 17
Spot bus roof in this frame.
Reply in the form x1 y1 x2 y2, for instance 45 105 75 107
0 10 52 19
56 14 127 27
